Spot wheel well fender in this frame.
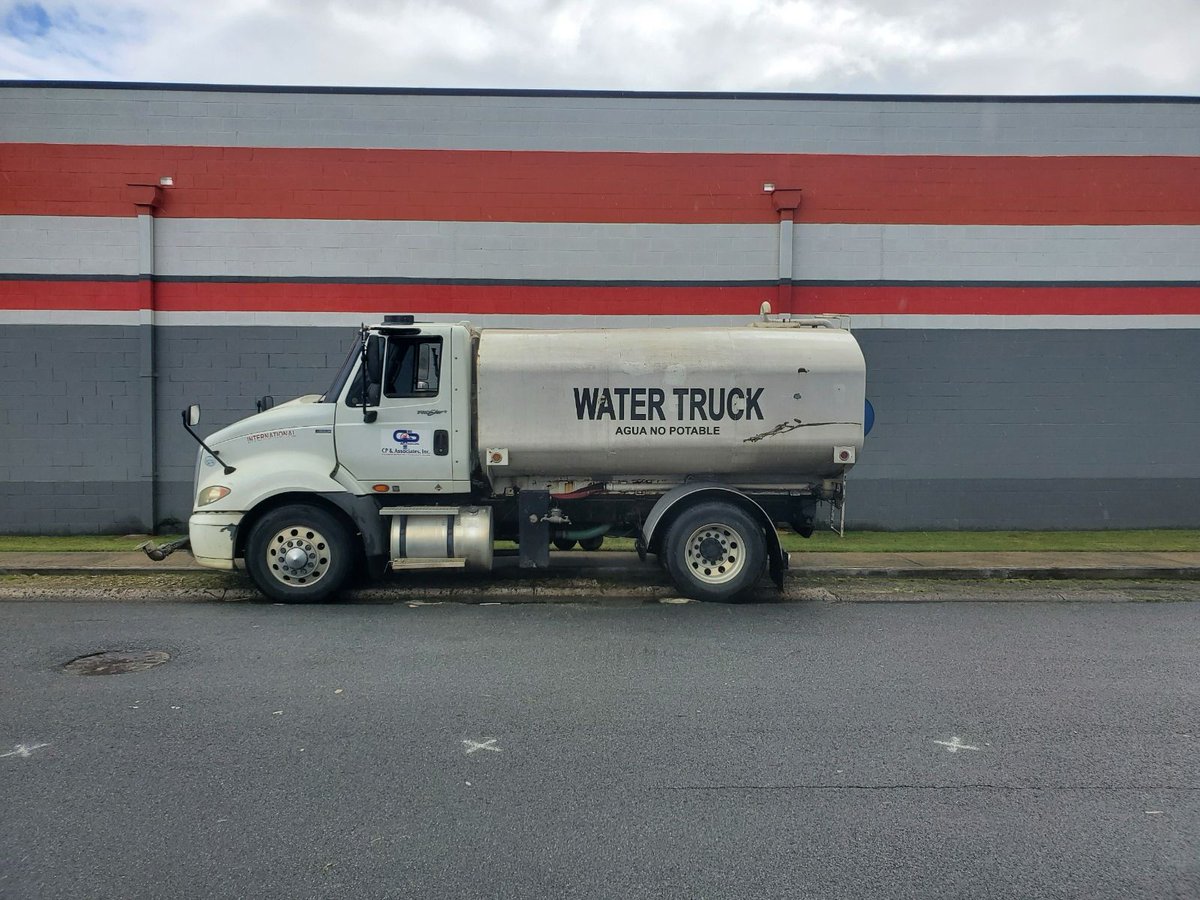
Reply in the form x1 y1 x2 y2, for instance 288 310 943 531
642 484 786 588
234 492 386 566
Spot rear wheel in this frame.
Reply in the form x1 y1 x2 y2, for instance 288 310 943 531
579 535 604 551
662 501 766 602
553 537 577 551
245 504 353 603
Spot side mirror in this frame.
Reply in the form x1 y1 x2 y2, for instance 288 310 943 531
184 404 201 427
256 395 275 413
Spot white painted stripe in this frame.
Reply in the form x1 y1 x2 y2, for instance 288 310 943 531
8 216 1200 283
2 309 1198 330
795 224 1200 283
153 219 777 281
0 216 138 276
2 87 1198 155
0 309 142 326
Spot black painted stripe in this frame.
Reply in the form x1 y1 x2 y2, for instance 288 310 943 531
4 80 1199 104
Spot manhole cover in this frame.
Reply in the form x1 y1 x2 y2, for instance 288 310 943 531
62 650 170 676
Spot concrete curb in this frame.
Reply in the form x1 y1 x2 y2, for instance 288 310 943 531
2 550 1198 605
0 564 207 576
2 580 1194 605
792 565 1200 581
2 566 1198 608
5 548 1200 583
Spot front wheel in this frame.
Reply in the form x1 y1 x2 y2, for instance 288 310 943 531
579 535 604 552
662 501 766 602
245 504 353 603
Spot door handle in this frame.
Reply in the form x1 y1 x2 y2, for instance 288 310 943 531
434 429 449 456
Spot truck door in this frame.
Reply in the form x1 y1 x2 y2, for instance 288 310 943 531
334 330 456 489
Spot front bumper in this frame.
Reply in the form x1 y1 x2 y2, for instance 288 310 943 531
188 511 244 570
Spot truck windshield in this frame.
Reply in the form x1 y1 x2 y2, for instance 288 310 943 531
320 339 359 403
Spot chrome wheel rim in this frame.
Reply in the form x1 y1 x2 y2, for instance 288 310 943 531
683 522 746 585
266 525 331 587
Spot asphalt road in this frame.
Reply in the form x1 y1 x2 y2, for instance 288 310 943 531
1 591 1197 899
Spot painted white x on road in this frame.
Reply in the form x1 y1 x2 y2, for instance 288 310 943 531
0 742 49 759
462 738 502 754
933 736 981 753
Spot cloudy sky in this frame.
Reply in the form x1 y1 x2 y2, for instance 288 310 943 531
1 0 1197 94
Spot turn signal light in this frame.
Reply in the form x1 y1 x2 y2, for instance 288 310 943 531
372 484 390 493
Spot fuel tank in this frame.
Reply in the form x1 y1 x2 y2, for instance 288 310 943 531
475 320 866 486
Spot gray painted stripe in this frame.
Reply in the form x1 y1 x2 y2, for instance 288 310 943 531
9 81 1199 102
2 87 1198 155
8 217 1200 283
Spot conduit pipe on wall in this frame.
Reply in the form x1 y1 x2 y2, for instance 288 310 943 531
771 189 803 315
127 183 163 532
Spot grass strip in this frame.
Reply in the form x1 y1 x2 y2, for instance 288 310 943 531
1 530 1196 555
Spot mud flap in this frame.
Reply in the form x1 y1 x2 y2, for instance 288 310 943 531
517 489 551 569
769 546 788 590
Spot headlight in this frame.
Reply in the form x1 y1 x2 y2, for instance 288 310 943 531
197 485 231 506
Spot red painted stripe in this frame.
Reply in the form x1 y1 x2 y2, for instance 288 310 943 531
0 279 140 310
3 279 1200 317
1 144 1198 225
153 282 761 315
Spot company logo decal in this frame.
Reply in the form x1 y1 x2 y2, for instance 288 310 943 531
382 428 431 456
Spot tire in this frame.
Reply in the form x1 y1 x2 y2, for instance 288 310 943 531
245 504 353 603
578 535 604 552
662 501 767 602
553 538 578 551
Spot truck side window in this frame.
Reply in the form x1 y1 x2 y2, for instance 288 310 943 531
384 337 442 398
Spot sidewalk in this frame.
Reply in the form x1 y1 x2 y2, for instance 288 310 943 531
3 550 1200 580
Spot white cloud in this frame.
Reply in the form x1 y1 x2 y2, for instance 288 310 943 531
0 0 1197 94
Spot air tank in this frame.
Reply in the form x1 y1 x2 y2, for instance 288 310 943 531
475 321 866 488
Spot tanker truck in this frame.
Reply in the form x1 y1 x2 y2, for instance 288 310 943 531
171 311 867 602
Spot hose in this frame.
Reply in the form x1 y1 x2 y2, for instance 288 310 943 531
551 523 610 542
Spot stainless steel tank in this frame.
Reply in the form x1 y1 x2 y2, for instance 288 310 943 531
475 321 866 487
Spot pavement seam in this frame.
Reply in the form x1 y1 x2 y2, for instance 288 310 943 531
664 784 1200 792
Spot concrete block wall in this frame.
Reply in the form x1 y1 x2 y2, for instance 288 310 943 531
1 83 1198 532
152 326 352 526
6 322 1196 532
0 325 147 532
852 329 1200 528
